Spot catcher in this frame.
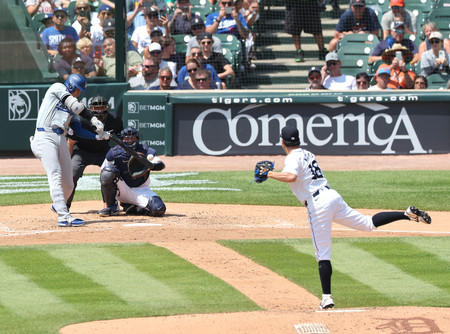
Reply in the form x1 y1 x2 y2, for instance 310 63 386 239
98 127 166 217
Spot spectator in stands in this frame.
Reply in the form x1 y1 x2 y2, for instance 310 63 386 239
421 32 450 77
72 0 94 39
160 36 184 73
77 37 93 59
41 7 80 57
186 17 223 63
380 0 416 40
26 0 61 17
234 0 257 68
199 32 234 88
177 47 223 89
150 67 180 90
205 0 249 41
321 52 357 90
168 0 201 35
318 0 341 18
373 43 416 89
132 7 168 54
284 0 327 62
328 0 381 52
90 5 115 52
195 69 214 89
418 22 450 59
95 37 143 78
414 75 428 89
355 72 370 90
144 42 163 64
368 67 392 90
70 57 89 78
178 58 200 89
40 13 54 29
369 21 419 65
54 38 95 80
305 66 326 90
128 58 160 89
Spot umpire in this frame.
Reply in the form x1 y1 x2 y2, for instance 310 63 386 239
66 95 123 208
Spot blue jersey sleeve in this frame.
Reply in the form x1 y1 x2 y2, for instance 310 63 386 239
70 120 97 140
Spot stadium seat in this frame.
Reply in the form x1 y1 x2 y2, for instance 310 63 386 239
337 33 379 50
192 6 216 20
427 8 450 39
215 34 243 71
222 47 235 87
173 34 192 56
337 43 376 59
426 73 450 89
340 57 371 76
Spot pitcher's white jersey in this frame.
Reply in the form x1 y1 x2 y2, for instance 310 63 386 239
282 148 329 203
36 82 81 131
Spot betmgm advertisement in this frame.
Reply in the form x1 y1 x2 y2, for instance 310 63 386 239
173 102 448 156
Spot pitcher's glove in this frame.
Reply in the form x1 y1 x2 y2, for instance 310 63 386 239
128 153 153 179
253 160 274 183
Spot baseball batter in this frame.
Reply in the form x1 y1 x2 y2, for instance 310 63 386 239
30 74 110 227
98 127 166 217
266 125 432 310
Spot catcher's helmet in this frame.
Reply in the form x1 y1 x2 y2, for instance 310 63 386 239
64 74 86 93
89 95 109 123
120 127 140 149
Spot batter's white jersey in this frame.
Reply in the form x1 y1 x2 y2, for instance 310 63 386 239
36 82 81 132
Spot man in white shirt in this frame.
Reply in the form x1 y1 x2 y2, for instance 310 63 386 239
321 52 357 90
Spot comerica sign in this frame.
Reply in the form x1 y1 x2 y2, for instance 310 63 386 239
191 107 427 155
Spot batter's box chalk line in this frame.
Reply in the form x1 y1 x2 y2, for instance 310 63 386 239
294 323 330 334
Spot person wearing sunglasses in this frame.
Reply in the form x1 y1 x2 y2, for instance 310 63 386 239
131 6 167 54
380 0 416 40
321 52 357 90
54 38 96 80
413 75 428 90
369 21 419 66
186 17 223 63
421 31 450 78
195 69 213 90
177 47 222 89
418 22 450 59
305 67 325 90
71 0 93 39
150 67 180 90
178 58 201 89
126 0 156 38
129 58 161 90
355 72 370 90
40 7 79 57
199 32 234 88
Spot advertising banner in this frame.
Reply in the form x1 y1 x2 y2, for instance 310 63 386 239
173 102 449 155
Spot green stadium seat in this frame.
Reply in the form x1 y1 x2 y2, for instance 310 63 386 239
427 8 450 39
338 33 379 50
192 6 216 20
426 73 450 89
337 43 376 59
215 34 243 72
173 34 192 55
340 57 371 76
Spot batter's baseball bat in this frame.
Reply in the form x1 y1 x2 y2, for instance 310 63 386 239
108 133 154 170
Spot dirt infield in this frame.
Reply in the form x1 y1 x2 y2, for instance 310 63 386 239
1 154 449 334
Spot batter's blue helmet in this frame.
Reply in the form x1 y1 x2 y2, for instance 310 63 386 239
64 74 86 93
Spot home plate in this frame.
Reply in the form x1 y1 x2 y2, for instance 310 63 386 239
123 223 163 227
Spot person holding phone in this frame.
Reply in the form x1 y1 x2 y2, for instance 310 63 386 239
168 0 201 35
321 52 357 90
72 0 94 39
205 0 249 40
421 31 450 78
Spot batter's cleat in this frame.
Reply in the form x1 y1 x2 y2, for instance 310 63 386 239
405 206 432 224
98 204 120 217
51 205 57 214
58 218 85 227
319 294 334 310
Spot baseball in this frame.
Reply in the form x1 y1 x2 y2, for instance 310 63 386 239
147 154 154 161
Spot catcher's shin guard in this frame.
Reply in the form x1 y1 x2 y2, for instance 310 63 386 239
146 196 166 217
100 166 120 207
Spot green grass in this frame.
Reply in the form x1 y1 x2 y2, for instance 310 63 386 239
1 170 449 210
0 243 260 334
219 237 450 308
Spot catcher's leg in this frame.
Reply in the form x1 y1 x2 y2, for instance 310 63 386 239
100 166 120 207
145 196 166 217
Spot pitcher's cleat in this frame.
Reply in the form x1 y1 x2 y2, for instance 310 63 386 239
319 294 334 310
405 206 431 224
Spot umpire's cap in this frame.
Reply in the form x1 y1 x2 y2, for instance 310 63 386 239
280 125 300 146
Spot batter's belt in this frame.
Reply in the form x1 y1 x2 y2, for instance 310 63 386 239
37 127 64 134
304 186 330 207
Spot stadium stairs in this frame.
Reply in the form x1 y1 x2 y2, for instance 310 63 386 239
242 0 348 89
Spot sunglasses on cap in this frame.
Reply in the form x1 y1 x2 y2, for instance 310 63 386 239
429 39 441 44
188 67 198 73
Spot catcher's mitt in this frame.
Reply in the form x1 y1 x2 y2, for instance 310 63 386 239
128 153 153 178
253 160 274 183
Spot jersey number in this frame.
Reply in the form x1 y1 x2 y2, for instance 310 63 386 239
309 160 324 180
